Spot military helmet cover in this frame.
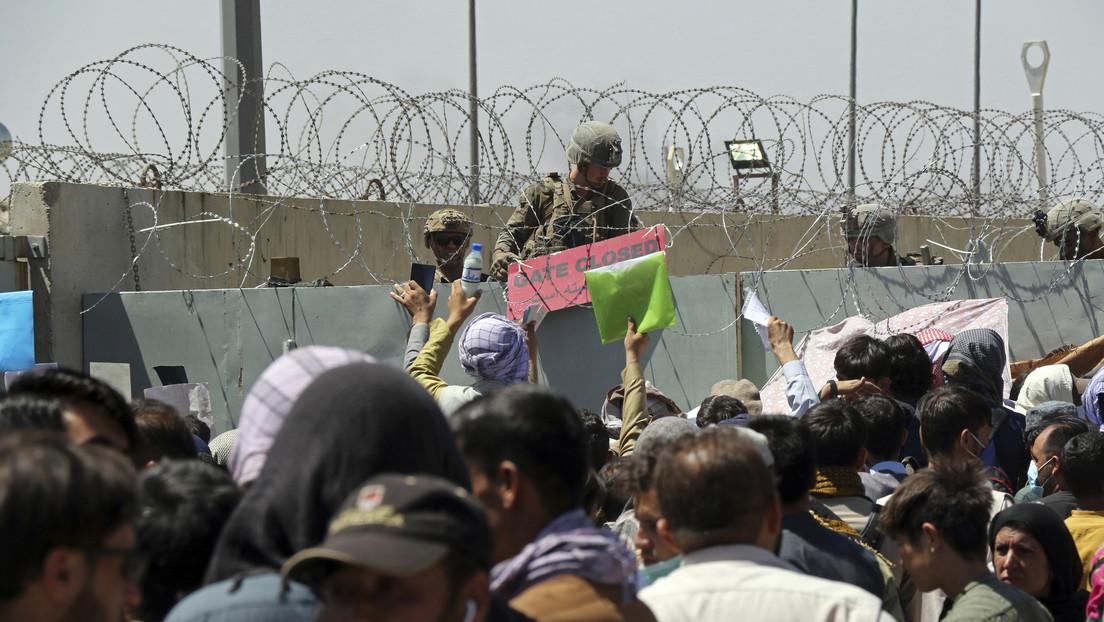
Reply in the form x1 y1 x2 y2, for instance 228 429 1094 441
842 204 896 244
1040 199 1104 241
424 209 472 247
566 121 623 169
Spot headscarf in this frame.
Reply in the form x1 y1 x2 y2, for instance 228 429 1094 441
205 362 470 582
1083 366 1104 431
459 313 529 384
989 504 1089 622
229 346 375 487
1015 365 1076 414
942 328 1006 407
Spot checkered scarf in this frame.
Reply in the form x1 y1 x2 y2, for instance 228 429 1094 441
229 346 375 486
459 313 529 384
942 328 1005 407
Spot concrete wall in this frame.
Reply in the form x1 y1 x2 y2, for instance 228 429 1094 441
738 261 1104 384
82 276 738 433
11 181 1041 369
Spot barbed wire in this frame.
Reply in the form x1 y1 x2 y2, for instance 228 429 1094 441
3 43 1104 335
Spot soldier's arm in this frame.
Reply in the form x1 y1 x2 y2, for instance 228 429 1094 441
491 188 540 280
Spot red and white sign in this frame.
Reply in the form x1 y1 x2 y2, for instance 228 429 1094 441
506 226 666 320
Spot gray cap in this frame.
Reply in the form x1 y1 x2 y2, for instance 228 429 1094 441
1041 199 1104 241
842 204 896 244
566 121 623 168
636 417 698 456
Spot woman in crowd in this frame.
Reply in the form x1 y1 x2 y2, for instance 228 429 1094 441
990 504 1089 622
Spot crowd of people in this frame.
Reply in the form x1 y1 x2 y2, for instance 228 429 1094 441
5 272 1104 622
6 117 1104 621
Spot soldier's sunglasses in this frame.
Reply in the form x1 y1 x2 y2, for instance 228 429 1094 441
433 234 467 247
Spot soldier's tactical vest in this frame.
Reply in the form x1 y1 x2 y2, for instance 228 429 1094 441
523 173 619 259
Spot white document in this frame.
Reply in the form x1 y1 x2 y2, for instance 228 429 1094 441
741 289 774 351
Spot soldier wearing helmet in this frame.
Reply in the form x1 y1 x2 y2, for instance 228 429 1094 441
424 209 484 283
490 121 640 281
1032 198 1104 261
842 204 918 267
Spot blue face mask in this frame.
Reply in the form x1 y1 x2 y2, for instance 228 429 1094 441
1027 457 1055 497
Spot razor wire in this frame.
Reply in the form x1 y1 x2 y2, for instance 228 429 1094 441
3 43 1104 334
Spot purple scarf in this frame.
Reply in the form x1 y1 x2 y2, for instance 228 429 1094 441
490 508 637 604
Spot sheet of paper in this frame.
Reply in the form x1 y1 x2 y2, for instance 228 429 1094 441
741 289 773 351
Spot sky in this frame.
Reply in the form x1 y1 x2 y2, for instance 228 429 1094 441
2 1 1103 184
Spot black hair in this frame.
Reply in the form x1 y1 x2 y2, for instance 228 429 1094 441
853 395 908 462
576 408 610 471
696 395 747 429
834 335 891 381
134 460 242 621
0 392 66 435
598 457 630 524
654 427 775 553
184 414 211 444
916 385 990 459
8 368 137 450
1038 419 1094 461
132 399 198 467
747 415 817 505
453 384 588 516
1061 431 1104 498
879 462 991 562
0 431 136 600
801 399 868 467
884 334 933 402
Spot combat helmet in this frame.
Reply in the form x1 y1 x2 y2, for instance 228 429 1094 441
842 204 897 244
424 209 471 248
1036 199 1104 241
566 121 623 169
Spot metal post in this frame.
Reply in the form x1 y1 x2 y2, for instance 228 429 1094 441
971 0 981 221
221 0 266 195
847 0 857 201
468 0 481 205
1022 40 1050 205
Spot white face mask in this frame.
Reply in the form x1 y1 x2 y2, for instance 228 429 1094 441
963 430 988 460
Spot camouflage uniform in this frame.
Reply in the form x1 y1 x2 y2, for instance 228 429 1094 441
490 172 638 281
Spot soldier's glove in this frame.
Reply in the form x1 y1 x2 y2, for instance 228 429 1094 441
490 253 519 282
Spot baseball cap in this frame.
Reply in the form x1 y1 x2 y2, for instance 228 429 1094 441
283 473 492 587
710 379 763 416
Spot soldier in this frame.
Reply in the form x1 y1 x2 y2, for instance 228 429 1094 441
1032 198 1104 261
842 204 929 267
424 209 484 283
490 121 640 281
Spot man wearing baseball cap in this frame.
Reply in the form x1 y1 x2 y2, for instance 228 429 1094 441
283 473 530 622
1033 198 1104 261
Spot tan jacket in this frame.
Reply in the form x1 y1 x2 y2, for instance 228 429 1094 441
510 575 656 622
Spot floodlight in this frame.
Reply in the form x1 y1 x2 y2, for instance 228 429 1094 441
724 139 770 170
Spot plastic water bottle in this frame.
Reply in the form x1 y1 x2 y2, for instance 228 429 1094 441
461 243 483 297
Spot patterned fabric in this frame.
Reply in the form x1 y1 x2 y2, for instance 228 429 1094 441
229 346 375 487
208 429 238 466
1015 364 1076 414
811 466 867 498
458 313 529 384
760 298 1009 414
490 508 637 604
1083 366 1104 431
916 327 955 389
1088 544 1104 621
943 328 1008 407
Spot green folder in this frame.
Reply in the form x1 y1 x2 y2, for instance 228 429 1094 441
584 251 676 344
